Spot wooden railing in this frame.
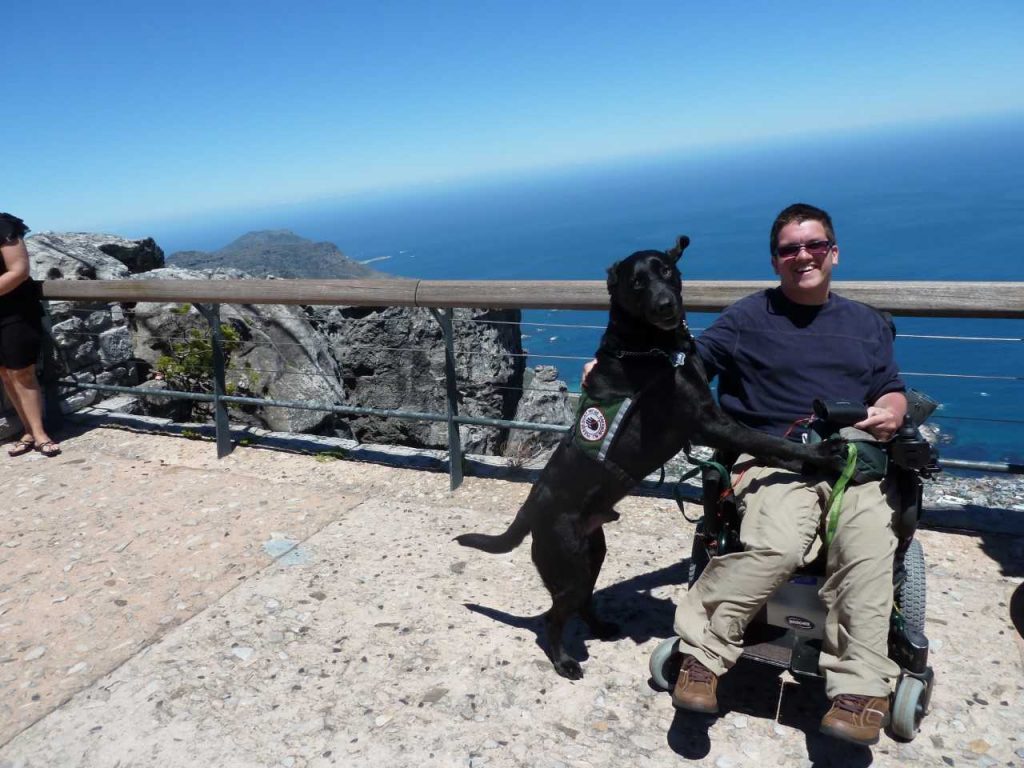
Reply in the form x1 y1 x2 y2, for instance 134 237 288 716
41 279 1024 317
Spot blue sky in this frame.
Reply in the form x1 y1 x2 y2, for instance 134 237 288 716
4 1 1023 234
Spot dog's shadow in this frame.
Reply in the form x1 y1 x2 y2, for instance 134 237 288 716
463 558 689 665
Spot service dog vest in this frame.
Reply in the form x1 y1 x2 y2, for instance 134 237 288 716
571 393 634 463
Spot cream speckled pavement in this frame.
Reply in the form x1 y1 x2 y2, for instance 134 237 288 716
1 420 1022 767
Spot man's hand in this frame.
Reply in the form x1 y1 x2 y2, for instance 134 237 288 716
854 391 907 441
581 358 597 386
854 406 900 441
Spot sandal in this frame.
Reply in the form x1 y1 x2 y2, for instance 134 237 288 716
7 438 35 457
36 441 61 458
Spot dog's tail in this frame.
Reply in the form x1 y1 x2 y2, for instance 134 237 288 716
455 506 531 554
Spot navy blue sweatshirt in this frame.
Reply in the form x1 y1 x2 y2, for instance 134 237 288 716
695 288 905 438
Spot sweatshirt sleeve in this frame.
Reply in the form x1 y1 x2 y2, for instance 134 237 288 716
866 313 906 403
695 307 738 385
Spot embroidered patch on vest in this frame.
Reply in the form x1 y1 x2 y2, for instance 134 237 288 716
572 394 633 463
579 407 608 441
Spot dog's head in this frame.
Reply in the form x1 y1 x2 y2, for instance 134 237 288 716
606 236 689 330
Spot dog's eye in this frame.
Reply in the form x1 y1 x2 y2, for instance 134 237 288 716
660 264 672 278
632 277 645 290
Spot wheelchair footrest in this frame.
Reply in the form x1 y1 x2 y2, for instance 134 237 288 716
741 625 824 676
741 637 793 669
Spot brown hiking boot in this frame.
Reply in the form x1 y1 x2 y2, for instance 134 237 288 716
820 694 891 746
671 654 719 713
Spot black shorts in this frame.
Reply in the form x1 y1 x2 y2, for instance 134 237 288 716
0 314 43 369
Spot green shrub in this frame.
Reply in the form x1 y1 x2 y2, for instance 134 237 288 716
155 313 259 420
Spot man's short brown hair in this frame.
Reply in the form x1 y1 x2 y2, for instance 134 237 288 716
769 203 835 256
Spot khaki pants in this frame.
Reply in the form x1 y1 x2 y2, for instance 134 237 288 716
673 453 901 698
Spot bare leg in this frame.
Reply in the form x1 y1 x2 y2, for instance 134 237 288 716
2 365 55 448
0 367 33 444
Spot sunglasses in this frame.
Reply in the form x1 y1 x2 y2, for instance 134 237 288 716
774 239 833 259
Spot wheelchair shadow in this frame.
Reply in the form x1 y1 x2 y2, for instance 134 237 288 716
926 508 1024 640
666 660 874 766
463 559 689 667
464 560 877 766
975 530 1024 579
1011 582 1024 640
925 505 1024 578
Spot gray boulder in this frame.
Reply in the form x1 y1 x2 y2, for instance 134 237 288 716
27 232 162 281
24 233 153 404
308 305 525 454
127 267 343 434
504 365 575 463
15 229 541 457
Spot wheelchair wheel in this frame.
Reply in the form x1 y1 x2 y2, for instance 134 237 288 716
688 522 709 587
890 675 929 740
899 539 926 635
649 637 681 691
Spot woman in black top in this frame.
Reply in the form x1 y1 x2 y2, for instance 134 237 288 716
0 212 59 456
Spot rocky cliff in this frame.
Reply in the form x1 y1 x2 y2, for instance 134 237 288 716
168 230 386 279
7 231 573 459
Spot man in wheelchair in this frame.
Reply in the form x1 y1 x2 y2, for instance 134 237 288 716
666 203 933 747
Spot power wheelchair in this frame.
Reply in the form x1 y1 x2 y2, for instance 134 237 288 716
649 393 941 740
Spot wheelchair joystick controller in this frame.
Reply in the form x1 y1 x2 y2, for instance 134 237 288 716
890 415 939 472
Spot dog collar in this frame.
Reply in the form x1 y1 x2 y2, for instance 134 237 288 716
605 347 687 367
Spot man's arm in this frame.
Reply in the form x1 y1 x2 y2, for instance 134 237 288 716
855 390 907 442
581 358 597 385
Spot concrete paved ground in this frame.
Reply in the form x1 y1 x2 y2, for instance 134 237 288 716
1 421 1022 767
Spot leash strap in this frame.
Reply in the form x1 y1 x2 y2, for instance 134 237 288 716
825 443 859 547
679 453 732 489
674 453 733 522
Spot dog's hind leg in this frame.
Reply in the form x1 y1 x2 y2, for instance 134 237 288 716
543 585 592 680
579 527 619 640
534 542 593 678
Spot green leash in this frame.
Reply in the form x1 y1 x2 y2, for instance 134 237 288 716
825 442 859 547
679 444 858 548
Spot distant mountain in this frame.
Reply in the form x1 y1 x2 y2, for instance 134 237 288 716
168 230 388 279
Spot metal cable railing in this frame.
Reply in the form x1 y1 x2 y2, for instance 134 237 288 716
33 278 1024 488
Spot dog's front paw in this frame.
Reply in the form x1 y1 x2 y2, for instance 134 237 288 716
812 436 850 473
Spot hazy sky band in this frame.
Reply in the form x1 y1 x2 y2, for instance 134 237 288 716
5 1 1023 232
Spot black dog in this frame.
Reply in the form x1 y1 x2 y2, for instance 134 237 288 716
456 237 846 679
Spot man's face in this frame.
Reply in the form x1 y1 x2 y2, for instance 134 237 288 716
772 219 838 304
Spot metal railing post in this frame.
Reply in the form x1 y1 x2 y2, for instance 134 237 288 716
39 301 65 432
430 307 463 490
194 303 233 458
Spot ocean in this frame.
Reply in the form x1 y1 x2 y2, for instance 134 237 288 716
150 115 1024 465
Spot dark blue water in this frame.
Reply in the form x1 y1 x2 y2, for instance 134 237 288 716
146 115 1024 464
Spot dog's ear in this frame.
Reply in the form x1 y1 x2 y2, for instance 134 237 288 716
606 261 621 291
666 235 690 264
